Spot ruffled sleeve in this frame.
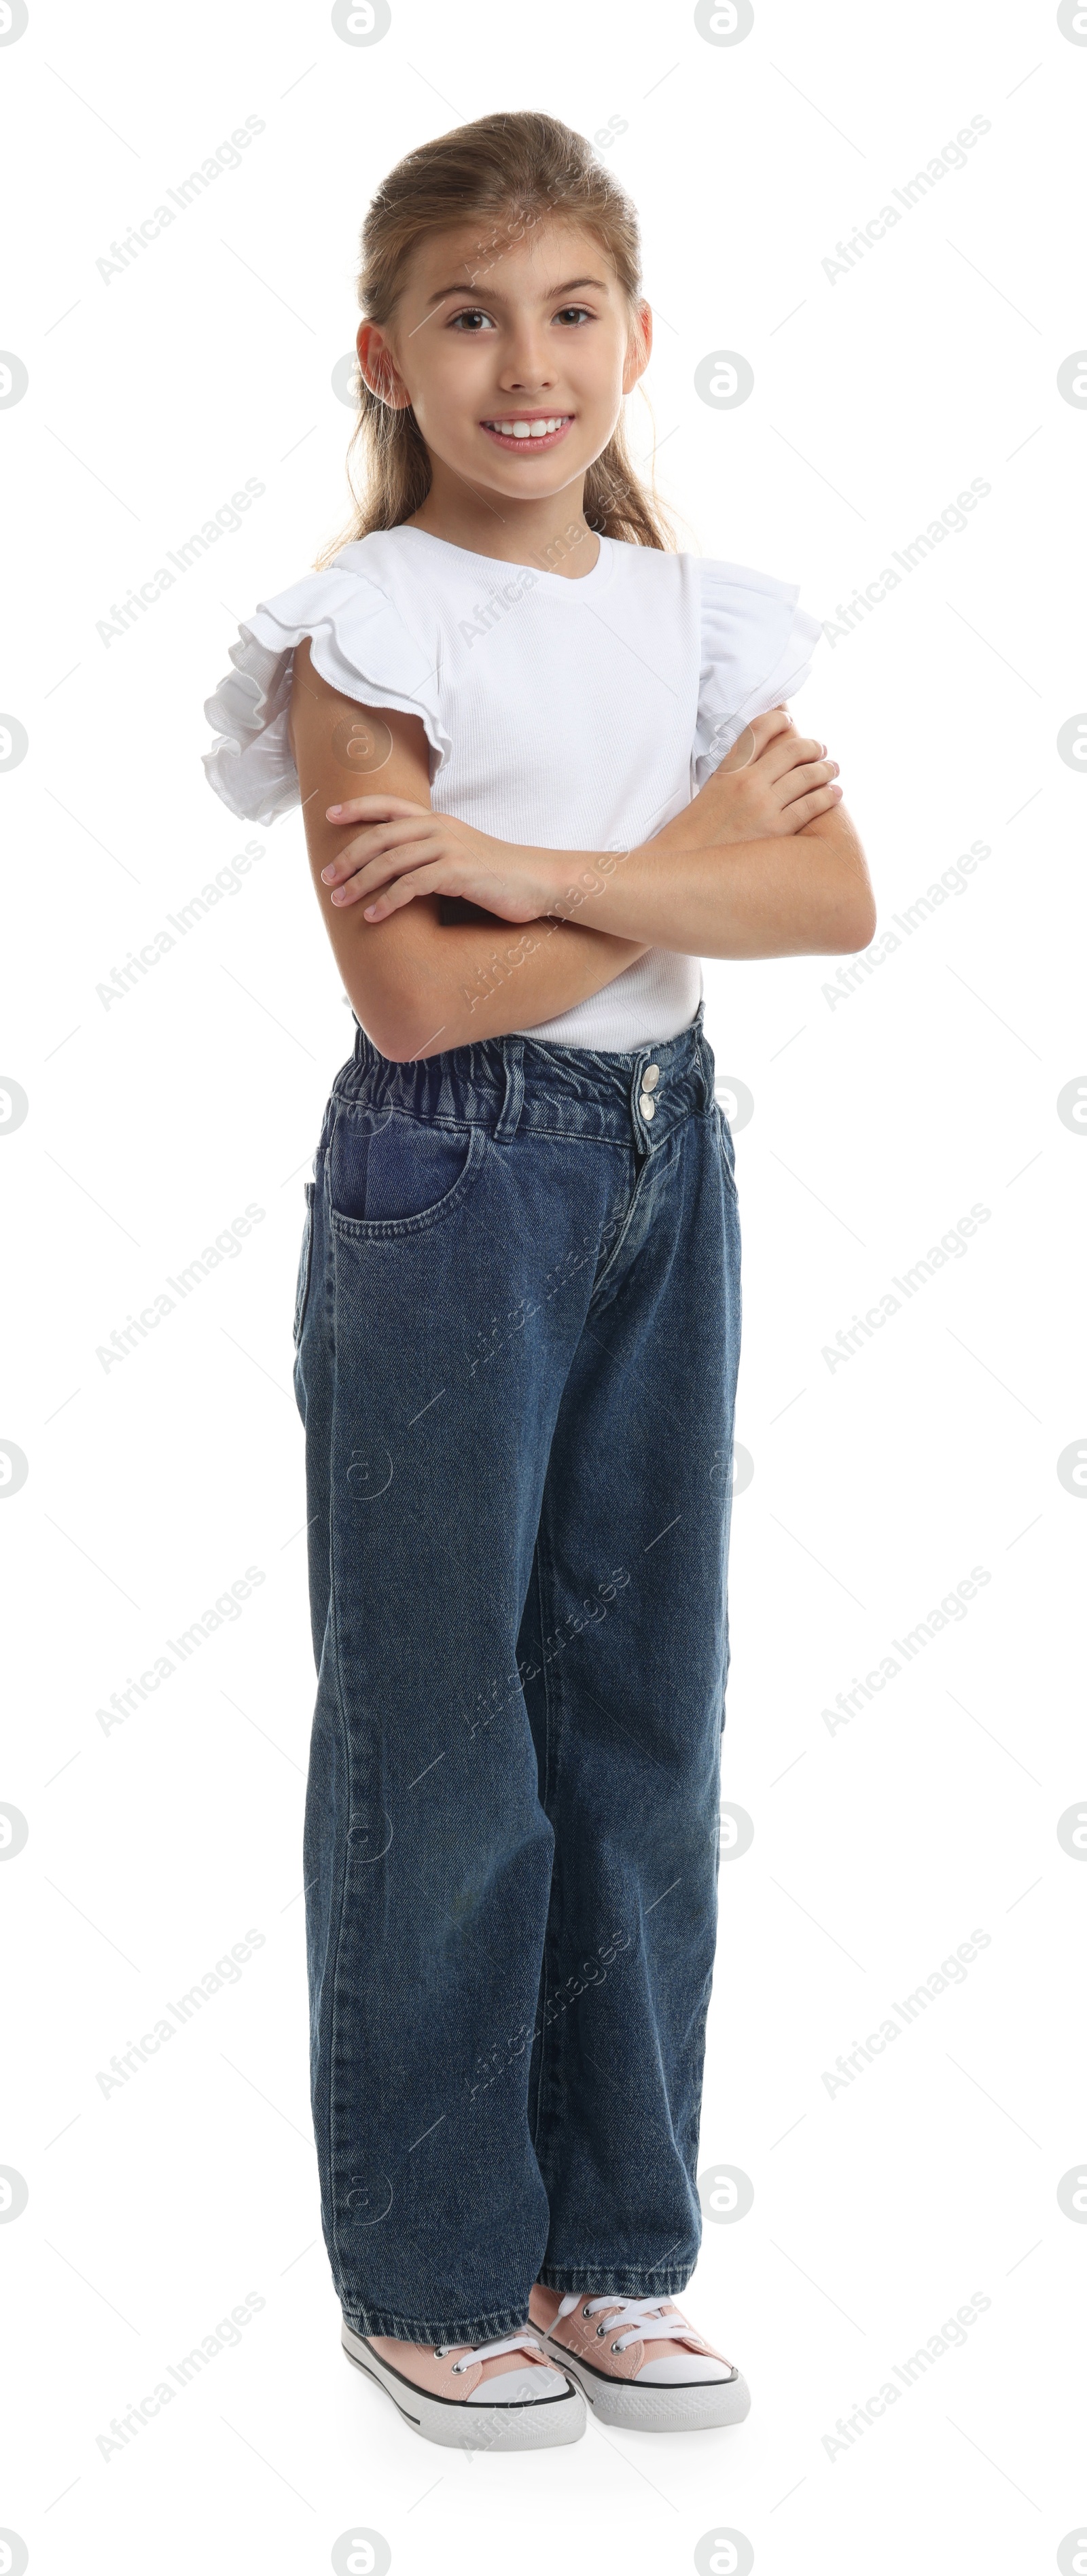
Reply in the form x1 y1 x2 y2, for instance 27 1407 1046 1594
202 554 449 825
693 559 824 790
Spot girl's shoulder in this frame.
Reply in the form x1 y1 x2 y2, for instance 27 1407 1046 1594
610 541 821 680
685 550 825 780
201 533 448 826
219 528 438 652
606 539 823 773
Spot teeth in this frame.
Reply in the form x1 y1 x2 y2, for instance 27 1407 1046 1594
486 417 567 438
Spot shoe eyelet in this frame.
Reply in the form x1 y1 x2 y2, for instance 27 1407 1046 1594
611 2341 622 2354
596 2324 607 2337
582 2305 593 2318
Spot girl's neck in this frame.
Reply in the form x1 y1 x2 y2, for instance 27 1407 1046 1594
406 459 600 580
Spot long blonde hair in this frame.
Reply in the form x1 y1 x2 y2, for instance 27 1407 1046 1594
314 109 673 567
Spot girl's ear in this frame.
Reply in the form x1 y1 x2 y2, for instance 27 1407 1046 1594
622 300 653 396
357 320 412 410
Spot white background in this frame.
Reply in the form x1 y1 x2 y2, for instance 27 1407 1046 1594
2 1 1084 2570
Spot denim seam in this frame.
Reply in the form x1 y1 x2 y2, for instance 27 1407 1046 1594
293 1182 316 1347
535 2266 696 2298
342 2297 535 2343
587 1137 656 1307
522 1542 550 2164
519 1124 644 1148
325 1124 356 2308
686 1988 714 2210
531 1513 565 2168
343 1109 658 1150
715 1103 739 1206
336 1101 471 1135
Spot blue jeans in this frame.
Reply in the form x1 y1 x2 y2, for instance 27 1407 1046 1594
293 1002 741 2345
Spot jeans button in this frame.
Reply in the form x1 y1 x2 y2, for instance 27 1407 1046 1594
642 1064 660 1091
639 1093 656 1120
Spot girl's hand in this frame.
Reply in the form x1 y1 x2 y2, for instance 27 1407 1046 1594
686 705 842 847
320 796 559 924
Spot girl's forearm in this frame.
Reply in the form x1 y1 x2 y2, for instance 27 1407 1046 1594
346 903 649 1059
541 804 876 959
431 908 648 1049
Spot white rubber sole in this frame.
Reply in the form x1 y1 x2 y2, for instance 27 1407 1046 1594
341 2323 586 2450
539 2331 752 2432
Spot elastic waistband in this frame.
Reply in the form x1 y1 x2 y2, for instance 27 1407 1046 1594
334 1004 715 1148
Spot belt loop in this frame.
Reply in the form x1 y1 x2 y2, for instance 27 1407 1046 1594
494 1035 524 1139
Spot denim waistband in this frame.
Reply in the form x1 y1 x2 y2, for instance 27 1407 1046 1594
334 1004 714 1149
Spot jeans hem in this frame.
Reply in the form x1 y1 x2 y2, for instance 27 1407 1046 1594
535 2265 694 2298
341 2296 533 2344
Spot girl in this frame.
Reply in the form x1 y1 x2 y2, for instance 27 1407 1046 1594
204 110 874 2452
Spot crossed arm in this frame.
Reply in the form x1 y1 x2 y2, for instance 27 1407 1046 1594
289 638 876 1062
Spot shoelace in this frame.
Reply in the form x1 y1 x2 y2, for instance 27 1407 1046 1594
555 2291 688 2353
434 2331 544 2376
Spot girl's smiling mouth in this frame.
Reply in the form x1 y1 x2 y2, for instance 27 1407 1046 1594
480 412 574 449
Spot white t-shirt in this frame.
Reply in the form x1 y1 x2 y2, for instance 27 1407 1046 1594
202 525 822 1050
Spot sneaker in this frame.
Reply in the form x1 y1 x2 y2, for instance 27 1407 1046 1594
528 2287 751 2432
341 2318 586 2450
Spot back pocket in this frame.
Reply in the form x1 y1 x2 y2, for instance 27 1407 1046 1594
329 1106 485 1237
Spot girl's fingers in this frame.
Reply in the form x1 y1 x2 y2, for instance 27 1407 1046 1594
762 734 827 782
715 722 756 773
362 863 451 921
363 870 531 926
749 705 795 749
331 836 446 903
785 783 843 829
321 818 438 883
779 757 840 804
718 705 793 771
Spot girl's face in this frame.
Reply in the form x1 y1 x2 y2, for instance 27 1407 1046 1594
357 215 651 508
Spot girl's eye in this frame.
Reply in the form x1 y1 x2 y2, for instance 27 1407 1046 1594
554 305 592 325
448 308 495 332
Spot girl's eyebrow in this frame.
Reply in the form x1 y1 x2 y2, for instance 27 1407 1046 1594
425 274 609 307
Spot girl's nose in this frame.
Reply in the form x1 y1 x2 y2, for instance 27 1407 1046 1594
499 340 555 393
